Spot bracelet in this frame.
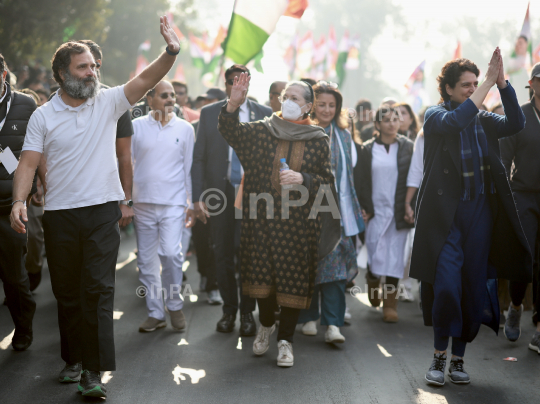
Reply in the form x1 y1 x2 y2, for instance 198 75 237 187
165 46 180 56
12 199 25 206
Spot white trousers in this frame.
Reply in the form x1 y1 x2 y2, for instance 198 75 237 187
134 203 185 319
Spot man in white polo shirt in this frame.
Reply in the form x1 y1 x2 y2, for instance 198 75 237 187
10 16 181 400
132 80 195 333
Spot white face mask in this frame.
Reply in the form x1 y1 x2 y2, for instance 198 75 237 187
281 99 305 120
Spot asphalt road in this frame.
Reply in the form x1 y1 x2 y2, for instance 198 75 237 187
1 231 538 404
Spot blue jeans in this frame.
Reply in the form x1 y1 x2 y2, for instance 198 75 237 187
298 280 346 327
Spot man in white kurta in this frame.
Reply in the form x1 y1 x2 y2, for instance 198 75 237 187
132 80 195 332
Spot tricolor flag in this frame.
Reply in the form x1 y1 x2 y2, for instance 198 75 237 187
508 2 532 74
335 31 350 86
283 34 298 79
453 41 462 60
405 60 425 91
311 34 327 80
405 60 427 113
326 25 338 78
296 31 314 77
135 40 151 75
345 35 360 70
223 0 309 65
189 27 227 77
166 12 186 41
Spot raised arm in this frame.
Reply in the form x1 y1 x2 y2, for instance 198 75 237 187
123 16 180 105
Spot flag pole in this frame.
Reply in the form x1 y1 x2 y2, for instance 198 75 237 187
216 0 238 86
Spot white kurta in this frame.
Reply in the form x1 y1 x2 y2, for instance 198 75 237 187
365 143 409 279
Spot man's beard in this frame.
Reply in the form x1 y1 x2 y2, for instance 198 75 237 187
62 68 100 100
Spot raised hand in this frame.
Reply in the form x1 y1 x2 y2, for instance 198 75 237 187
228 73 250 109
160 15 180 53
484 47 501 87
496 51 507 88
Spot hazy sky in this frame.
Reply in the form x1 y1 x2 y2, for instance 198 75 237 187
185 0 537 105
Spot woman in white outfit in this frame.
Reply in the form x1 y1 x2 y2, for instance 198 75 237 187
358 105 414 322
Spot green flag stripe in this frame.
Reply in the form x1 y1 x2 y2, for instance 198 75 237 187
223 14 269 65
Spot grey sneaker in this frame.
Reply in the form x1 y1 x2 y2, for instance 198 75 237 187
170 309 186 331
504 304 523 342
529 331 540 354
425 353 447 386
448 358 470 384
77 369 106 398
208 289 223 305
59 362 82 383
253 324 276 356
138 317 167 332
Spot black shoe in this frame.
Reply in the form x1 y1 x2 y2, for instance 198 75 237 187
78 370 107 398
12 331 33 351
216 314 236 333
28 271 42 292
59 362 82 383
240 312 256 336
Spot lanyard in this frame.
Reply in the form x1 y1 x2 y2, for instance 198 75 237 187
0 91 12 133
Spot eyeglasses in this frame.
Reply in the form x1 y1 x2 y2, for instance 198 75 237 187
317 80 338 89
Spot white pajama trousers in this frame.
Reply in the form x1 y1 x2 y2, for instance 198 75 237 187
134 203 185 320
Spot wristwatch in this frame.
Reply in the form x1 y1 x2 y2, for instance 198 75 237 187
120 200 133 207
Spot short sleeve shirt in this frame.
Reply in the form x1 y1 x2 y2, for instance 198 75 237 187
23 85 134 210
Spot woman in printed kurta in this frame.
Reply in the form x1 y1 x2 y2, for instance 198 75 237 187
217 74 339 367
298 82 364 344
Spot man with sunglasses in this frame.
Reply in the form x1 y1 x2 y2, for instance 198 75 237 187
131 80 195 333
191 64 272 335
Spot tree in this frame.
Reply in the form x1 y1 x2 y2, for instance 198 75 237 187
0 0 111 68
99 0 195 85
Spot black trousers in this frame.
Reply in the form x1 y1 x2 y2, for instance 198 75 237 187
43 202 121 371
508 191 540 314
191 220 218 292
209 182 255 315
258 296 300 343
0 215 36 335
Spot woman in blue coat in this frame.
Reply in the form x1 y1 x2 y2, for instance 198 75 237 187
409 49 531 386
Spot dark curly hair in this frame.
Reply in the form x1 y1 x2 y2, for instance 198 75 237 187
51 41 91 85
0 53 5 76
437 58 480 103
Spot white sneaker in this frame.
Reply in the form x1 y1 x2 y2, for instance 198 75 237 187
207 290 223 305
301 321 317 336
325 325 345 344
344 307 352 324
277 340 294 367
253 324 276 356
399 280 415 302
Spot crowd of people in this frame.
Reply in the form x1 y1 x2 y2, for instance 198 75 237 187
0 15 539 400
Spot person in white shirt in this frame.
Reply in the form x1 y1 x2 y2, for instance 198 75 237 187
10 16 181 399
131 80 195 333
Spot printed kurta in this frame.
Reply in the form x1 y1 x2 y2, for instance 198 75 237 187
218 108 335 309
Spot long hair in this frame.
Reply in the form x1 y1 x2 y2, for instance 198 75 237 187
311 82 348 129
394 102 420 134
